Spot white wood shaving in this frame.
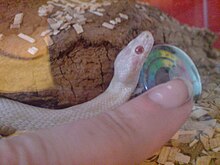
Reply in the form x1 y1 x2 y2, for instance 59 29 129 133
191 108 208 119
65 14 73 21
47 18 63 30
73 23 84 34
13 13 24 25
53 30 60 35
109 20 117 25
89 10 103 17
203 127 215 138
18 33 35 43
44 35 54 46
102 22 115 30
119 13 129 20
38 5 54 16
60 23 70 30
10 13 24 29
115 17 122 23
40 29 52 37
28 47 39 55
97 8 105 12
189 139 199 147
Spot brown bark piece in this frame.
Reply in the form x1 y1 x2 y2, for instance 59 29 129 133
0 0 219 109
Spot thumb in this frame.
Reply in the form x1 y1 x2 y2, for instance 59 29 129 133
0 79 193 165
105 79 193 163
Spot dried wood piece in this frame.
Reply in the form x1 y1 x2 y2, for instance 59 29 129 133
53 30 60 35
171 132 179 140
191 108 208 119
28 47 39 55
65 14 73 21
47 18 63 30
200 134 210 150
44 35 54 46
38 5 54 16
40 29 52 37
209 136 220 149
102 22 115 30
115 17 122 23
189 139 199 147
18 33 35 43
177 130 198 143
73 23 84 34
174 153 190 164
13 13 24 25
109 20 117 25
202 149 209 155
157 147 171 164
10 13 24 29
167 147 180 162
60 23 70 30
119 13 129 20
203 127 215 138
89 10 103 16
97 8 105 12
196 156 212 165
212 146 220 152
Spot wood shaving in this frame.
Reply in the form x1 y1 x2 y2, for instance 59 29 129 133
89 10 103 16
196 156 211 165
157 147 171 164
18 33 35 43
40 29 52 37
10 13 24 29
27 47 38 55
102 22 115 30
73 23 84 34
119 13 129 20
44 35 54 46
174 153 190 164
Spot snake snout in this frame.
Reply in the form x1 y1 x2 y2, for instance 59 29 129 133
139 31 154 53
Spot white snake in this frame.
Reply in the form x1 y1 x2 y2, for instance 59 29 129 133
0 31 154 134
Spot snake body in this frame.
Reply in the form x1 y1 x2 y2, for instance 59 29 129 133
0 31 154 133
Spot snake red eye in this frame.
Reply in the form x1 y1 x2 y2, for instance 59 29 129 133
135 46 144 54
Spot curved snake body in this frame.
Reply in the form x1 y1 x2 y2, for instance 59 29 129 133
0 31 154 133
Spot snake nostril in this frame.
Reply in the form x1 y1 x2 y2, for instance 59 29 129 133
135 46 144 54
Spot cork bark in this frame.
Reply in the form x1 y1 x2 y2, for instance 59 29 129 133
1 0 219 109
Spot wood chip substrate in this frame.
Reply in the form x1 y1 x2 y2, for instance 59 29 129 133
0 0 220 164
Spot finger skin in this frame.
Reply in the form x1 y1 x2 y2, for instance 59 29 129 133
0 82 193 165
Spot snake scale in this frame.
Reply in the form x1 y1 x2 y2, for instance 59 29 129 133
0 31 154 135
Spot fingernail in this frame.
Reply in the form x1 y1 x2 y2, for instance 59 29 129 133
147 79 193 109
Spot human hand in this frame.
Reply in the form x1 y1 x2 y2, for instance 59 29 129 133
0 79 193 165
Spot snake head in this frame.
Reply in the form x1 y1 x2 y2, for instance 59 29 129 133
113 31 154 86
